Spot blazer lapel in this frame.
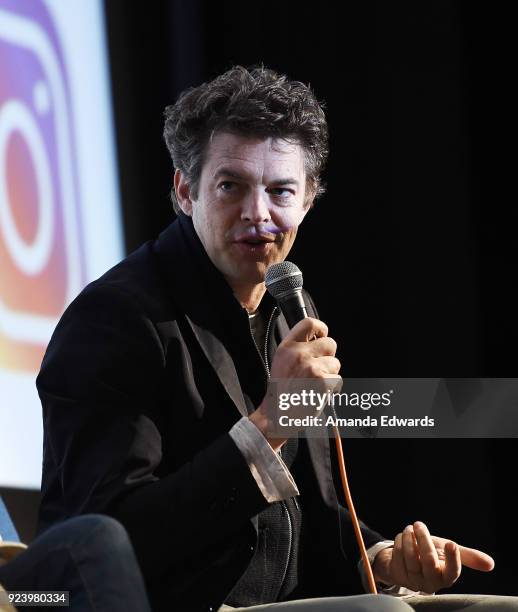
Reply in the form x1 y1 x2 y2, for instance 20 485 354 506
186 317 248 417
306 435 338 508
153 215 251 419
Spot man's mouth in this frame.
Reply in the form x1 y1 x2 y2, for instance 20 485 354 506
234 234 276 254
235 232 276 244
241 238 272 245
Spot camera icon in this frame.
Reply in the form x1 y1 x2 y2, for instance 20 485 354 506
0 3 85 370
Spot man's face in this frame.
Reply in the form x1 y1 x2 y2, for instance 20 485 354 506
176 131 311 288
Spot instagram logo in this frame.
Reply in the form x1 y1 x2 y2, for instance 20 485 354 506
0 1 85 371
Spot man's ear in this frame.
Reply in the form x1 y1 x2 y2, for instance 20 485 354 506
174 169 194 216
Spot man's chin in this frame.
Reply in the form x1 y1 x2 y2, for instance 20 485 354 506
219 247 287 286
225 259 269 285
243 260 268 283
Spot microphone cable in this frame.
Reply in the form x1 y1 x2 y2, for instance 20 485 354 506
330 404 378 594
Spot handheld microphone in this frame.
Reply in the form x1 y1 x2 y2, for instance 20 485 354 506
264 261 307 328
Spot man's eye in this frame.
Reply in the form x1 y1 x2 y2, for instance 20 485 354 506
219 181 236 192
270 188 292 197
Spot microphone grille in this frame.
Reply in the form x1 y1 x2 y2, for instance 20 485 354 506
265 261 303 299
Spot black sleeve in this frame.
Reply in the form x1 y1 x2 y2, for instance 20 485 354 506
37 283 269 578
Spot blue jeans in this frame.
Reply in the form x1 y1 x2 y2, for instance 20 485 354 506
0 514 150 611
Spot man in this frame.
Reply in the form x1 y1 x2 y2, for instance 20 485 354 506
37 66 516 611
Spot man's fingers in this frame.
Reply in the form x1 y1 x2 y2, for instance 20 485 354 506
428 536 495 572
402 525 422 590
306 336 337 357
403 526 421 573
442 541 462 586
390 533 408 588
414 522 440 570
413 521 442 591
288 317 328 342
313 356 341 376
455 544 495 572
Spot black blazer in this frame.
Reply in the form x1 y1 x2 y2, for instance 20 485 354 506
37 213 385 611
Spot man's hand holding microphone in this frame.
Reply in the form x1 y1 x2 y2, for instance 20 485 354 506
249 317 341 452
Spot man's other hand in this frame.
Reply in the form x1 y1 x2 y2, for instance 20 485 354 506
372 521 495 594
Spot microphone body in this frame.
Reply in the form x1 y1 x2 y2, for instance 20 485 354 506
275 290 308 329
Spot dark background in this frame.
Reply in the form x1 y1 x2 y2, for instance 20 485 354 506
2 0 516 598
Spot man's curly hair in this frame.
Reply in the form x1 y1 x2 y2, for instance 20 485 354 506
163 65 329 213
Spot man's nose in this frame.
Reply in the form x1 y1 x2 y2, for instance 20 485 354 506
241 190 271 223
